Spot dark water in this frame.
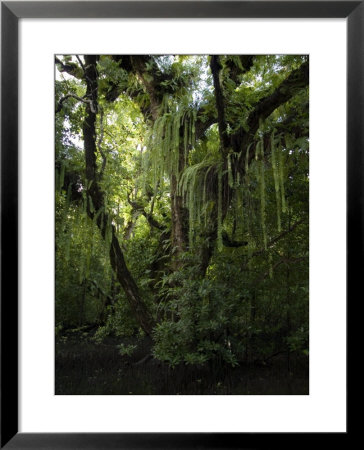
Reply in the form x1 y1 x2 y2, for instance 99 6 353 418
55 334 309 395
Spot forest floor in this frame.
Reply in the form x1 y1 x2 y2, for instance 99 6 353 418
55 331 309 395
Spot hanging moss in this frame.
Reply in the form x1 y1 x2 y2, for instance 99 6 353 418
188 190 196 250
78 253 85 283
202 164 215 227
236 169 240 188
141 144 151 196
245 143 252 174
145 96 233 252
271 134 282 232
147 101 197 193
227 153 234 188
173 109 180 152
183 118 189 165
258 140 267 249
217 162 223 252
255 142 259 161
277 143 287 213
189 110 194 148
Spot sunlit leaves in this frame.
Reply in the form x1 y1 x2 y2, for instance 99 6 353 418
55 54 309 367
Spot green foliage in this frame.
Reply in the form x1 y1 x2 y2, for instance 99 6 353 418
117 343 137 356
55 194 109 328
286 327 309 354
55 54 309 368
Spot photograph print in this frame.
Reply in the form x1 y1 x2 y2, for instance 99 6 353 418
55 54 309 395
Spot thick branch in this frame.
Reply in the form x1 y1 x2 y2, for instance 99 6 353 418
56 93 95 114
246 61 309 140
105 55 217 142
222 230 248 248
239 55 255 73
87 279 113 304
127 194 165 231
76 55 86 74
149 59 307 282
97 108 107 178
225 55 255 84
55 56 83 79
105 55 164 121
195 113 216 142
231 61 309 173
245 218 308 264
130 56 163 121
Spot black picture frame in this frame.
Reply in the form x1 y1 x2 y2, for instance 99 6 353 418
1 1 357 448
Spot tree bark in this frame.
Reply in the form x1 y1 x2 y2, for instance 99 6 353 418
82 55 154 336
210 56 230 155
170 141 189 268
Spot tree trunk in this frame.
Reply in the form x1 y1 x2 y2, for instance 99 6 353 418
82 55 154 336
170 138 189 270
